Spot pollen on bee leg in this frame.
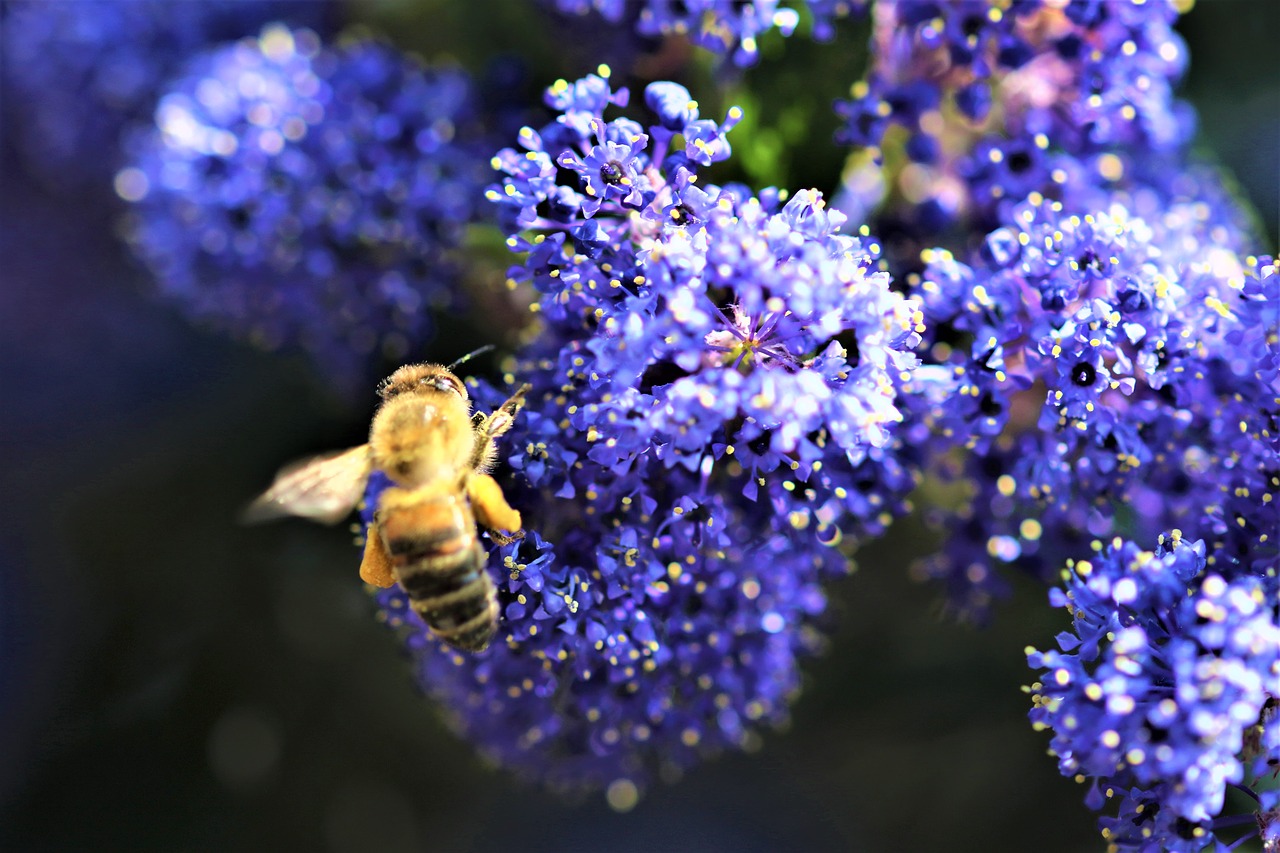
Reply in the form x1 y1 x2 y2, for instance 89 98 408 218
358 529 396 588
469 472 522 533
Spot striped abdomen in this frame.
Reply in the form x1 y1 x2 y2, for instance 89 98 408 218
378 491 498 652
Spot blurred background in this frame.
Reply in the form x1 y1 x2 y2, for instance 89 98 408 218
0 2 1275 851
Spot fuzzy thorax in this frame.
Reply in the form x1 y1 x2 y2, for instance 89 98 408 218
370 391 474 487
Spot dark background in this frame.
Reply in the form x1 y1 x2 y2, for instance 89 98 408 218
1 2 1276 851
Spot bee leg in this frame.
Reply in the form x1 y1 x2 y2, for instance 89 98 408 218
358 521 396 588
488 528 526 547
478 385 530 441
468 472 523 540
469 383 532 472
468 432 499 473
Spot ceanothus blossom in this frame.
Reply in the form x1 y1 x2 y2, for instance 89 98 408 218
118 26 491 385
907 189 1278 621
835 0 1195 238
546 0 867 65
0 0 334 191
1028 533 1280 851
370 70 924 798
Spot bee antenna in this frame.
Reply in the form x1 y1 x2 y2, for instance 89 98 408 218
447 345 496 372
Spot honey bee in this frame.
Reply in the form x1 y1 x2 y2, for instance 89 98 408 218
247 361 530 652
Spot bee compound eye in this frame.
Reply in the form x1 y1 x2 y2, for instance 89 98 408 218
427 375 464 396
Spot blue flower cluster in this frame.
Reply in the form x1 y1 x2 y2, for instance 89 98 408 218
821 6 1280 844
34 0 1269 836
373 495 838 796
117 25 491 383
1027 534 1280 851
368 69 924 795
548 0 866 64
487 71 924 534
907 187 1278 622
1 0 332 192
835 0 1195 236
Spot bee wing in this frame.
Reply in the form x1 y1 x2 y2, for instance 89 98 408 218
242 445 373 525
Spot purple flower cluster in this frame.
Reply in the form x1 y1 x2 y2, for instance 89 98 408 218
370 70 923 796
488 72 923 531
372 492 838 796
1 0 332 192
836 0 1195 236
907 187 1278 621
863 14 1280 837
11 0 1278 841
1027 534 1280 851
548 0 866 65
117 26 491 383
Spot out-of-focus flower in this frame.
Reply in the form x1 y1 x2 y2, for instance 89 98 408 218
0 0 334 192
117 26 492 383
547 0 867 65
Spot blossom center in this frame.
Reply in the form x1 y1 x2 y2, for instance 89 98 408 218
703 305 795 371
600 160 624 185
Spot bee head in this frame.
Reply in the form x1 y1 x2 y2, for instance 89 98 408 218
377 364 469 402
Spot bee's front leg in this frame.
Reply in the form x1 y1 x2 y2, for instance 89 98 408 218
487 528 526 547
469 383 532 472
485 383 531 440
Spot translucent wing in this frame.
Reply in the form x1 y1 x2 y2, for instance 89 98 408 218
243 445 373 524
